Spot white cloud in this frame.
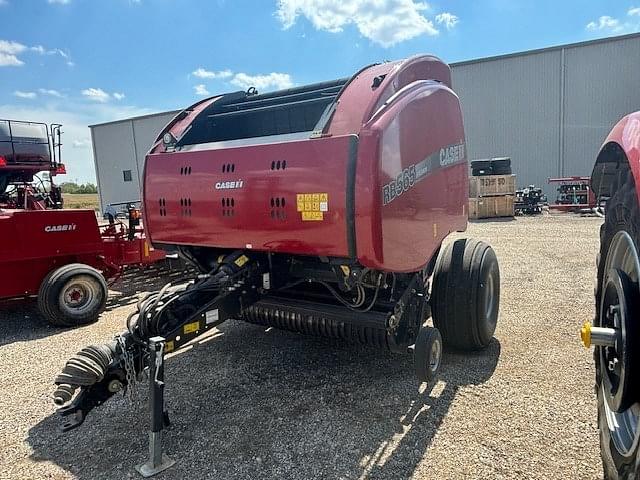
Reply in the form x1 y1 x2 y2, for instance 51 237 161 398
81 88 111 103
39 88 64 98
72 139 91 148
276 0 442 47
48 0 71 4
0 40 27 66
435 12 458 30
192 67 233 79
230 72 293 91
194 84 210 96
14 91 37 99
586 12 640 33
113 92 126 100
586 15 622 32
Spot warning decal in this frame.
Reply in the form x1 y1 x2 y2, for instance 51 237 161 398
297 193 328 221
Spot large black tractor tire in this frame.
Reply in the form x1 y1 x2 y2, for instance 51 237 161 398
470 159 493 177
431 238 500 350
38 263 108 327
490 157 512 175
595 169 640 479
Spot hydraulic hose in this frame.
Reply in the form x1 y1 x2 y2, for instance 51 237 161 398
53 342 118 405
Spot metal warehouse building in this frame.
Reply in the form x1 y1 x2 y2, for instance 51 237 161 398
90 33 640 211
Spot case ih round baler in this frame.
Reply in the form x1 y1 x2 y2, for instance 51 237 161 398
53 55 501 476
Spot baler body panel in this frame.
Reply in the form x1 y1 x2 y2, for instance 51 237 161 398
355 81 467 272
144 135 356 257
0 209 104 297
143 55 467 273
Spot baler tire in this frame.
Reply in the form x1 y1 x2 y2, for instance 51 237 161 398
38 264 108 328
595 170 640 479
431 238 500 350
413 326 443 384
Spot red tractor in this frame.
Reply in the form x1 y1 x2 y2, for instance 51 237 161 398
582 111 640 478
52 55 501 476
0 119 164 327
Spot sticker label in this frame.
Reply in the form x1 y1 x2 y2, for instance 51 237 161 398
165 340 174 353
297 192 328 221
183 320 200 334
205 309 219 325
234 254 249 267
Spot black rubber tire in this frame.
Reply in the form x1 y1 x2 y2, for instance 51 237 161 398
38 263 108 327
470 159 492 170
471 167 493 177
414 326 442 383
431 238 500 350
595 169 640 479
491 165 512 175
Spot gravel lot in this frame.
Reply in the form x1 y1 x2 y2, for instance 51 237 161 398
0 214 602 480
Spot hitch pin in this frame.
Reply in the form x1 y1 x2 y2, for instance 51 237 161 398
580 322 618 349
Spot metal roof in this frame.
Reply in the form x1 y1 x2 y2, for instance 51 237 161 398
451 32 640 67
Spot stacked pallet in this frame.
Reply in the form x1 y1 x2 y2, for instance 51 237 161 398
468 173 516 220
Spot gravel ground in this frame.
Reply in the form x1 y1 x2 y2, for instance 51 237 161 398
0 214 602 480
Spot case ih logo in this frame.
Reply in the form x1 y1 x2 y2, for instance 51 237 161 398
44 224 77 233
215 180 244 190
439 144 465 167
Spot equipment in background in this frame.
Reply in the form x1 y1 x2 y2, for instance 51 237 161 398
0 120 166 327
548 176 598 213
514 185 547 215
468 161 516 219
470 157 512 176
52 55 501 477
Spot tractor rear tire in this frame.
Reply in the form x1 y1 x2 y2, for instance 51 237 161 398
595 169 640 479
38 264 108 327
431 238 500 350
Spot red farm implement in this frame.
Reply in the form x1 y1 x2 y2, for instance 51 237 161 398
52 55 501 476
0 119 164 327
548 176 598 213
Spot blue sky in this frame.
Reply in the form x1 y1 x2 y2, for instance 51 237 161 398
1 0 638 183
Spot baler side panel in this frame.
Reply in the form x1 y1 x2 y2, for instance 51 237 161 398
0 209 105 298
144 135 357 258
356 82 467 272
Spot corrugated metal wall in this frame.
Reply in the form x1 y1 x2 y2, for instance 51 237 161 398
451 33 640 196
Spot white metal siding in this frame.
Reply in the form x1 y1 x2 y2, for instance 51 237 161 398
452 50 562 195
562 37 640 176
91 121 140 211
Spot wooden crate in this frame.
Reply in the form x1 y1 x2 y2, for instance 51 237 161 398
469 195 515 219
469 174 516 198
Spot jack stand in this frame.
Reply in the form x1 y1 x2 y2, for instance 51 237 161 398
135 337 176 477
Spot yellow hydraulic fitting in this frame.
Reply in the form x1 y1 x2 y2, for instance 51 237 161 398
580 322 591 348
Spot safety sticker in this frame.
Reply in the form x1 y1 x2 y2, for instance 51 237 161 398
297 193 328 221
165 341 175 353
205 309 219 325
183 320 200 334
